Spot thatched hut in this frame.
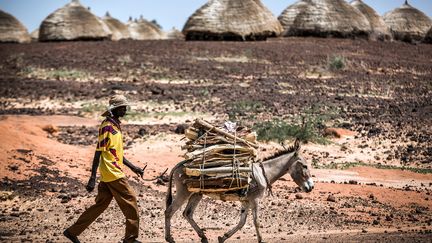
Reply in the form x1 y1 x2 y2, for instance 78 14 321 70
165 27 184 40
383 1 432 42
278 0 371 38
102 12 130 41
350 0 392 41
182 0 282 41
30 29 39 42
424 27 432 44
39 0 111 41
0 9 31 43
127 16 163 40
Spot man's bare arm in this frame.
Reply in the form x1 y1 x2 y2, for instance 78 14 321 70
86 151 101 192
124 157 144 177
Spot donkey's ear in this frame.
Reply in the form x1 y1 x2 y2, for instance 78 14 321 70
294 138 301 152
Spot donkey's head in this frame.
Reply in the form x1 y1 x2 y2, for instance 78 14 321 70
288 140 314 193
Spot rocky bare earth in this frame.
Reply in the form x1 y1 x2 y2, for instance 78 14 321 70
0 38 431 242
0 38 431 168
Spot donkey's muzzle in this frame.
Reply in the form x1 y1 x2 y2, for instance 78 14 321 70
304 178 314 192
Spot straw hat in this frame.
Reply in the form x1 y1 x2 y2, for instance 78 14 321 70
102 94 130 117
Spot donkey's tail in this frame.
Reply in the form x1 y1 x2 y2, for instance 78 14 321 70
166 160 189 208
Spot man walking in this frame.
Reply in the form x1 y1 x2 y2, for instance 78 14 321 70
64 95 143 243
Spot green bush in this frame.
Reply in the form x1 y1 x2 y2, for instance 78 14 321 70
328 55 346 71
117 54 133 65
253 117 329 144
21 67 90 80
227 100 263 121
51 69 88 80
252 105 336 144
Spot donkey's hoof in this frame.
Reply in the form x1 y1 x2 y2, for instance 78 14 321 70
201 238 208 243
218 236 225 243
165 236 175 243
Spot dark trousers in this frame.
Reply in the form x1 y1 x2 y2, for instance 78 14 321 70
67 177 139 242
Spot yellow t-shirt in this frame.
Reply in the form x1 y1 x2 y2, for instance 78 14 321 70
96 117 125 182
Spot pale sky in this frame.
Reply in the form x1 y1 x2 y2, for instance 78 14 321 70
0 0 431 32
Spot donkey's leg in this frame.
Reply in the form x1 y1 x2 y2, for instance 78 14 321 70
251 200 265 243
218 202 249 243
183 193 208 243
165 185 191 243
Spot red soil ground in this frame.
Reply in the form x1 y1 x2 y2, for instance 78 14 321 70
0 115 430 242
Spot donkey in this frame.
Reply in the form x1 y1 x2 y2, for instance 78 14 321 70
164 140 314 243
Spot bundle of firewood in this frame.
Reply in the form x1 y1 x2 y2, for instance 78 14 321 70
182 119 258 193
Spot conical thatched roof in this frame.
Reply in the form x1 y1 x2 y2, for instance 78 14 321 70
424 27 432 44
182 0 282 41
30 29 39 42
350 0 392 41
278 0 371 38
39 0 111 41
102 12 130 41
0 9 31 43
127 16 163 40
165 27 184 40
383 1 432 42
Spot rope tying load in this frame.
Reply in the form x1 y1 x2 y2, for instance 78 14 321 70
182 119 258 195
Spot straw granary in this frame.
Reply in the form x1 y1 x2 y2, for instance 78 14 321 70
383 1 432 42
182 0 282 41
39 0 111 41
97 16 112 38
102 12 130 41
127 16 163 40
278 0 371 38
350 0 392 41
30 29 39 42
0 9 31 43
165 27 184 40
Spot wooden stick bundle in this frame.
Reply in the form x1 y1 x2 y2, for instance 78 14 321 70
182 119 258 194
184 167 252 177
